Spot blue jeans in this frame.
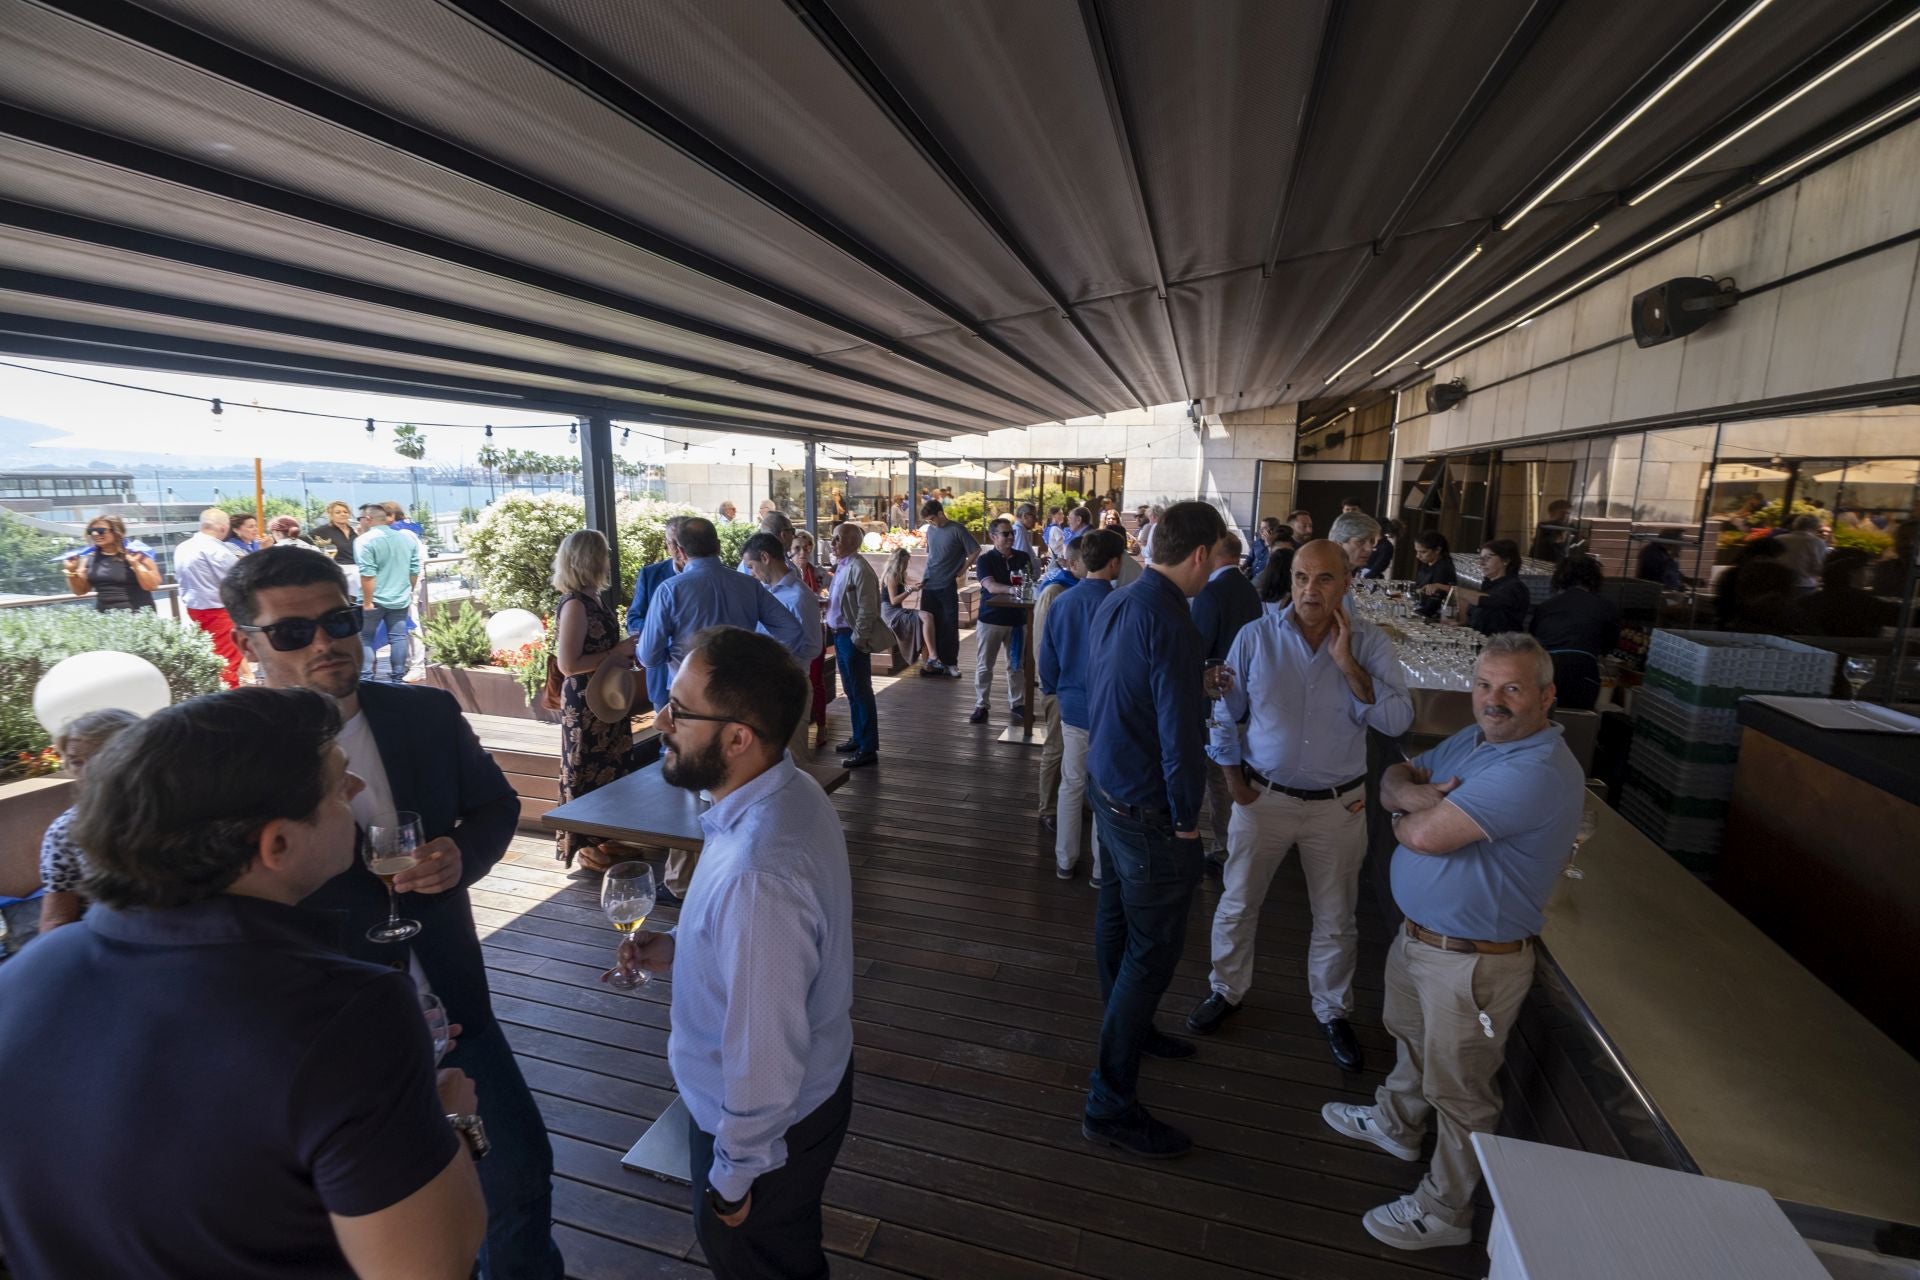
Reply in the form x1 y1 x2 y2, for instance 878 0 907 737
920 585 959 668
360 605 411 681
833 631 878 754
441 1021 564 1280
1086 788 1203 1121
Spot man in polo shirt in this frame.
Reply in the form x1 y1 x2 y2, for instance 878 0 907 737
172 506 244 687
1039 528 1123 882
1321 632 1582 1251
970 517 1033 725
918 499 978 676
1080 500 1227 1159
356 502 422 683
0 687 487 1278
1189 540 1413 1072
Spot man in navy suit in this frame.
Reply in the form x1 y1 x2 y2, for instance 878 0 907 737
224 548 562 1280
626 515 689 710
1191 530 1264 870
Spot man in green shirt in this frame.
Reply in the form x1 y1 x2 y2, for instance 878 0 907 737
356 503 422 683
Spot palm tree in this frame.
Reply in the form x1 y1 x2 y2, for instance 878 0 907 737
477 443 502 502
393 423 427 461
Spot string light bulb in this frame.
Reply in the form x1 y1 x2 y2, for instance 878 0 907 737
210 397 223 415
621 427 630 444
484 424 493 438
365 418 375 439
568 422 577 442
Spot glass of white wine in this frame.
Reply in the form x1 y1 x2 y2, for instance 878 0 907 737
1843 656 1876 707
420 991 452 1064
1564 799 1598 880
602 862 657 991
364 811 423 943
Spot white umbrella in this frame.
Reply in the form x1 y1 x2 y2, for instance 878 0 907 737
1809 460 1920 488
1712 462 1790 484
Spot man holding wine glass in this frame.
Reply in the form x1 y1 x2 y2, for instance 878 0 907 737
0 687 488 1278
223 546 563 1280
607 625 854 1280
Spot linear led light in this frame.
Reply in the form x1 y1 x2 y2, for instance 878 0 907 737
1421 201 1725 368
1501 0 1776 230
1373 222 1603 375
1324 245 1484 384
1632 7 1920 206
1757 87 1920 185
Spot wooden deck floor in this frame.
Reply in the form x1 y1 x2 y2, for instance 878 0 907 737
472 630 1486 1280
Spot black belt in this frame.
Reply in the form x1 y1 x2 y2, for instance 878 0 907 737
1244 767 1365 802
1094 786 1169 823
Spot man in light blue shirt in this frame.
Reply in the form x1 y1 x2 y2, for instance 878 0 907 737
611 626 852 1278
1189 540 1411 1073
1321 632 1582 1252
637 518 809 694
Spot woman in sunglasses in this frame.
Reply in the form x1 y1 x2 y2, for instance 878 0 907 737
62 515 161 613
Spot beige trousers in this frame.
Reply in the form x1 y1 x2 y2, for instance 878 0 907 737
1208 782 1367 1016
1036 694 1063 817
1371 930 1537 1225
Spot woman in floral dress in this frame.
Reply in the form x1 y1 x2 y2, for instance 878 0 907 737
549 530 637 870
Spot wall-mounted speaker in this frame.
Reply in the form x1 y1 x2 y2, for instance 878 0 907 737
1426 379 1467 413
1632 277 1739 347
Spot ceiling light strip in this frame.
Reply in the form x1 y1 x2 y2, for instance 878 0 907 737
1421 200 1725 368
1757 88 1920 185
1500 0 1777 230
1373 222 1603 374
1632 7 1920 206
1323 245 1485 384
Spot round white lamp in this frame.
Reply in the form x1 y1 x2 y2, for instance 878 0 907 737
485 608 546 654
33 651 171 737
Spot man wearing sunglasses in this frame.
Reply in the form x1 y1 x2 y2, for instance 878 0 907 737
221 547 563 1280
610 625 853 1280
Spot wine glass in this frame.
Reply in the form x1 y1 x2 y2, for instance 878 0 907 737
420 991 452 1064
364 811 423 942
1843 657 1875 706
602 862 657 991
1203 659 1231 728
1564 799 1598 880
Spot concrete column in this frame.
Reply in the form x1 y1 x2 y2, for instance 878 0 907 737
581 414 620 611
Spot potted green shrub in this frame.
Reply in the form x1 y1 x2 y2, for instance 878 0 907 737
417 601 559 722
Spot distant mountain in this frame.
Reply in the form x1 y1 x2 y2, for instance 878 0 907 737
0 416 434 477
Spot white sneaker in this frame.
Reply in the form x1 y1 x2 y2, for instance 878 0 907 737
1361 1194 1470 1251
1320 1102 1420 1161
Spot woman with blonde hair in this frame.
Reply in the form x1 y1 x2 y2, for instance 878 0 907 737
62 515 160 612
878 546 924 670
549 529 638 871
306 500 358 596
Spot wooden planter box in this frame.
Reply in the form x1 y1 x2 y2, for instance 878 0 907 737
0 775 75 898
422 664 559 723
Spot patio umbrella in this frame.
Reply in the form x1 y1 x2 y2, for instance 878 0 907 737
1711 462 1790 484
1809 460 1920 487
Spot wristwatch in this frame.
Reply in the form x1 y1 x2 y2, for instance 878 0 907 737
446 1112 491 1160
706 1186 749 1218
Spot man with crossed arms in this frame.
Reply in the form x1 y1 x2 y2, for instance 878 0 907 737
1186 539 1411 1074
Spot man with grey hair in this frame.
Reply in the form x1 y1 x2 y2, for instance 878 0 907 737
1320 632 1583 1251
1326 511 1382 580
628 514 692 709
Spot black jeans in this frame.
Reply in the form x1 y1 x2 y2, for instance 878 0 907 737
688 1064 854 1280
920 584 960 668
1086 789 1203 1120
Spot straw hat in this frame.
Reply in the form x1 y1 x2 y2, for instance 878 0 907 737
584 657 638 725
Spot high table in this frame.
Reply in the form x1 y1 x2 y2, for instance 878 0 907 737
543 757 851 1184
983 593 1044 747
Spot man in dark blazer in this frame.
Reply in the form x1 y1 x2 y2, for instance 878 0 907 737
626 515 689 709
224 547 561 1280
1191 530 1264 869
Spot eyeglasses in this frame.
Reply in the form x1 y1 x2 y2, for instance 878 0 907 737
237 605 361 652
86 526 110 536
660 698 766 741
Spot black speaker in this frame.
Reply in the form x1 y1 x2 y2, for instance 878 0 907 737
1632 277 1738 347
1426 379 1467 413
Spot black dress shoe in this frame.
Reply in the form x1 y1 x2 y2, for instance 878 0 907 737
1010 703 1026 722
833 738 859 753
1040 814 1058 836
1323 1017 1365 1073
1142 1030 1196 1060
844 751 879 768
968 705 988 724
1081 1107 1191 1159
1185 991 1240 1036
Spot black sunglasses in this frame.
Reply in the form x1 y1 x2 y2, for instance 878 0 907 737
86 526 110 535
237 606 361 652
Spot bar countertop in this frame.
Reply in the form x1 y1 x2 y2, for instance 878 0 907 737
1539 801 1920 1226
1736 698 1920 807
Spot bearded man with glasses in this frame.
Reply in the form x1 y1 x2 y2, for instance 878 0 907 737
611 625 854 1280
221 546 563 1280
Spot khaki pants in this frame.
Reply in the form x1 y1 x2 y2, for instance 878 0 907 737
1053 724 1102 879
972 622 1021 710
1371 930 1537 1226
1036 694 1063 818
1208 781 1367 1017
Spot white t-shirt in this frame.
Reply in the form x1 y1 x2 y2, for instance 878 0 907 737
338 708 430 993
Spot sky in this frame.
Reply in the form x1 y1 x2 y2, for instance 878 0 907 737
0 358 674 468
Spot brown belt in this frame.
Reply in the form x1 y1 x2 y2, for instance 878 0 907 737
1405 920 1532 956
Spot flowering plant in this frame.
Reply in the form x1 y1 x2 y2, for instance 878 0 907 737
877 529 925 553
13 747 61 777
493 635 551 706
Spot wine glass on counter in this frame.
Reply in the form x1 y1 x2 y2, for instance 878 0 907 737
1563 798 1598 880
602 861 658 991
1843 656 1876 707
364 811 423 942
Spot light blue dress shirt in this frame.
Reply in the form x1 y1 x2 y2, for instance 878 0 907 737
762 567 823 664
637 557 809 688
1207 605 1413 789
668 756 854 1200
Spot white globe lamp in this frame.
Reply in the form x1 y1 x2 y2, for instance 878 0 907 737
485 608 546 654
33 651 172 737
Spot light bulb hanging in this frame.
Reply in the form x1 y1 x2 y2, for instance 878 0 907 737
210 397 223 415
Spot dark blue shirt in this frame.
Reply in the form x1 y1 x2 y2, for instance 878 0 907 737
1190 566 1263 663
1085 569 1208 830
1248 538 1269 578
974 548 1033 628
625 557 680 707
0 896 457 1278
1038 577 1115 730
